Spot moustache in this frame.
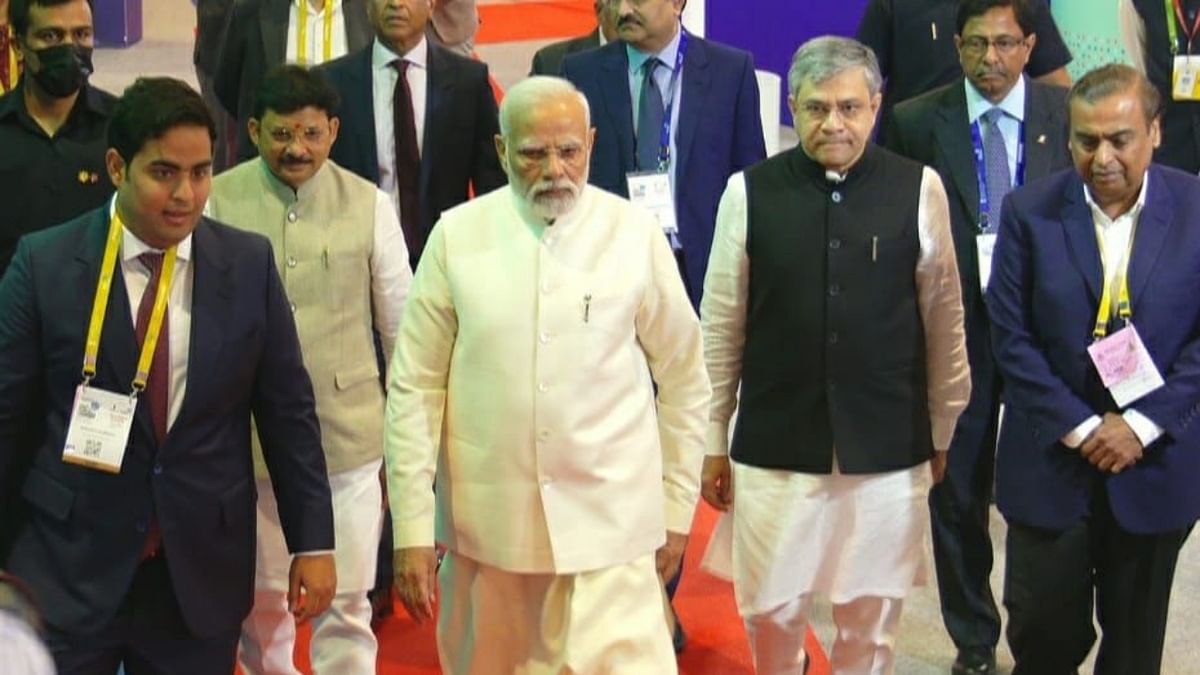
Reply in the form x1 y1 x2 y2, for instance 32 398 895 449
281 156 312 165
618 15 640 28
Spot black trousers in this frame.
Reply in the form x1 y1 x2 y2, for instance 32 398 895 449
1004 484 1190 675
46 556 238 675
929 357 1003 655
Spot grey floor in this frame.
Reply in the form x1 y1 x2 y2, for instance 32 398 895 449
94 2 1197 672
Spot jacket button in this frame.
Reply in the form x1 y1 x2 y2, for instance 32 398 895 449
829 284 841 296
153 464 163 475
829 239 842 250
831 191 843 203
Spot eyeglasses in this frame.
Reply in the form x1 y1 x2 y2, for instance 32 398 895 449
960 35 1028 56
797 101 868 122
266 126 329 145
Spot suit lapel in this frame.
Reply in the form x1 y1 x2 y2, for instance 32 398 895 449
933 84 981 224
1128 168 1172 309
598 44 636 176
262 0 290 67
1021 82 1056 183
674 34 709 189
175 220 232 430
422 43 454 225
1059 175 1103 301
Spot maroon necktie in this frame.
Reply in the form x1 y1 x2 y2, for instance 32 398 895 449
392 60 424 260
135 252 168 559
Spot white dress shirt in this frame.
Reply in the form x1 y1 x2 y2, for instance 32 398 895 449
372 36 428 217
285 0 349 65
1061 173 1164 448
965 74 1026 185
116 202 193 431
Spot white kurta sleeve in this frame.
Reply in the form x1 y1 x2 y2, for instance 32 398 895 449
384 222 458 550
916 167 972 450
636 215 712 535
700 173 750 458
370 188 413 366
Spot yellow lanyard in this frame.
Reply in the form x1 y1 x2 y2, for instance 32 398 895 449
297 0 334 65
1 26 17 94
82 210 178 393
1092 223 1136 340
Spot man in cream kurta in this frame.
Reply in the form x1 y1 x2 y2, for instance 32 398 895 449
701 38 970 675
384 76 711 674
206 66 412 674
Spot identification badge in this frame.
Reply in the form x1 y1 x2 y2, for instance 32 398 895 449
626 171 678 235
62 385 135 473
1086 324 1165 408
976 233 997 291
1173 56 1200 100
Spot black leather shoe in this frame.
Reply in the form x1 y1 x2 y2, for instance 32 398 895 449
952 648 996 675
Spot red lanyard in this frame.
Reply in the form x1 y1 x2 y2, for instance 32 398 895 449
1174 0 1200 54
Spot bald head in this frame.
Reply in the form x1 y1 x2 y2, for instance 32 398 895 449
494 77 595 221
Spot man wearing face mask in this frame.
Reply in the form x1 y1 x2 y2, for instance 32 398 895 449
0 0 114 280
206 65 412 674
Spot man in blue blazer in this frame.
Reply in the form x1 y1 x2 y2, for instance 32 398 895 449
0 77 336 674
987 64 1200 674
561 0 766 311
318 0 506 269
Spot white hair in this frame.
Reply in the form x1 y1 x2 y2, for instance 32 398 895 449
787 36 883 98
499 76 591 137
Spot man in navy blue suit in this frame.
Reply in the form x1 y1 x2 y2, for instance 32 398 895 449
0 77 336 675
988 64 1200 675
561 0 766 313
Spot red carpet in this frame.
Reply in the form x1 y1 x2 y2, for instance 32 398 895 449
269 503 830 674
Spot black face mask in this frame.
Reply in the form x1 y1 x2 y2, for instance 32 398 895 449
30 44 94 98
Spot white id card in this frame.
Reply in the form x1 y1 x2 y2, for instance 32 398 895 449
976 233 997 291
62 385 135 473
1086 324 1166 408
1174 56 1200 101
626 171 678 235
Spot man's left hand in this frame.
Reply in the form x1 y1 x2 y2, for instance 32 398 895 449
288 553 337 623
1080 412 1143 474
656 531 688 583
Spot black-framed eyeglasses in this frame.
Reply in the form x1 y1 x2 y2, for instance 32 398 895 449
960 35 1027 56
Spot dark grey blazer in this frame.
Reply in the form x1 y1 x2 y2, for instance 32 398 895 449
529 29 601 76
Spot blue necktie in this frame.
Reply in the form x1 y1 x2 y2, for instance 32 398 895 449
981 108 1011 233
636 58 665 172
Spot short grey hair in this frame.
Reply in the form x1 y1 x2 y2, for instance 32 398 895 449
787 36 883 98
499 76 591 137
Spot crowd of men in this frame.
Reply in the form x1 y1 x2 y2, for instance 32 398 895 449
1 0 1199 674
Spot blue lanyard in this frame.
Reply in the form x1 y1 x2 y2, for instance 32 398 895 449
652 29 689 172
969 117 1025 229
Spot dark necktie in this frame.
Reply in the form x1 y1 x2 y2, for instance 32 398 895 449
981 108 1012 233
392 60 423 261
134 252 168 559
135 252 169 445
636 58 665 172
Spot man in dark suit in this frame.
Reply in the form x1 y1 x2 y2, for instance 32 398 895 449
0 77 336 674
528 0 618 76
857 0 1072 146
988 64 1200 675
319 0 506 268
884 1 1070 672
561 0 765 312
194 0 235 171
215 0 372 160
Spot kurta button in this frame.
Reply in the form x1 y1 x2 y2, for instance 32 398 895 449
153 464 163 475
829 239 842 249
539 332 550 344
831 191 842 203
829 284 841 296
828 332 839 344
541 281 553 294
537 429 550 440
537 382 549 393
289 302 297 313
286 257 297 268
287 211 297 223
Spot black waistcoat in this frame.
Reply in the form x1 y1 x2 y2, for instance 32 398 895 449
730 145 934 474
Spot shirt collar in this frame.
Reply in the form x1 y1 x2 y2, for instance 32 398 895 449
1083 171 1150 228
965 74 1026 124
626 22 682 75
0 81 113 126
109 198 195 263
372 35 428 71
